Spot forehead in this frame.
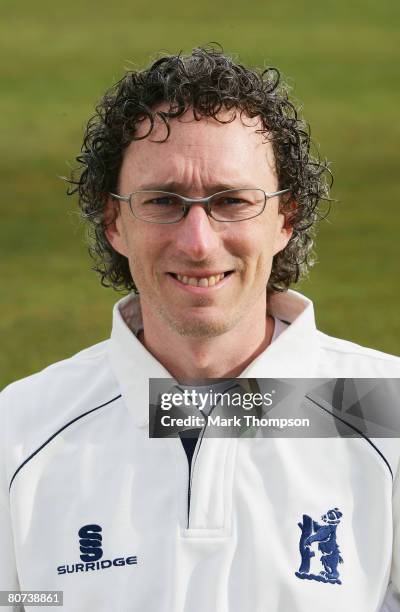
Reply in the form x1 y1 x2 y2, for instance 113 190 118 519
119 107 277 190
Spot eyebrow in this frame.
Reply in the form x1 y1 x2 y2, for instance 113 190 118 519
132 181 257 193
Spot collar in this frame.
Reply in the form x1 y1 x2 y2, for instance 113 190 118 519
108 290 320 427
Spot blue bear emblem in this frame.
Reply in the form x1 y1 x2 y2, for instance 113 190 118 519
295 508 343 585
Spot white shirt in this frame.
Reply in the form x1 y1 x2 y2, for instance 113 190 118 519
1 290 400 612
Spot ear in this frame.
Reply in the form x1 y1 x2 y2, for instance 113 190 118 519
104 197 129 257
273 199 297 255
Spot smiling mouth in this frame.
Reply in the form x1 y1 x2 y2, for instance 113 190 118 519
169 271 233 287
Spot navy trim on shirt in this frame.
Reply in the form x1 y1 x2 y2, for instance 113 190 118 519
306 394 393 480
8 394 122 491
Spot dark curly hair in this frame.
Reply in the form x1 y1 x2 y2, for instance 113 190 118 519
66 46 332 293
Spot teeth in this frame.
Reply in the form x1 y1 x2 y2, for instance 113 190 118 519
175 273 226 287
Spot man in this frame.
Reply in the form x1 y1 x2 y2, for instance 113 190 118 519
1 47 399 611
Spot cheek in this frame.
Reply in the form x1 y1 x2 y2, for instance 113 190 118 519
119 230 145 284
124 229 165 284
236 223 276 269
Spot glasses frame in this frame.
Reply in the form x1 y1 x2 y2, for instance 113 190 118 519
109 187 290 224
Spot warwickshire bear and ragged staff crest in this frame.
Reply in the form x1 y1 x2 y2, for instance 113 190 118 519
295 508 343 585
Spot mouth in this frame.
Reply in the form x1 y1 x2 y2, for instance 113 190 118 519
168 271 233 288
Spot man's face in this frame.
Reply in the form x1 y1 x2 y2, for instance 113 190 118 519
106 109 292 338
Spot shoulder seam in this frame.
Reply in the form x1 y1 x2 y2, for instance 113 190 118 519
319 344 400 362
44 346 109 368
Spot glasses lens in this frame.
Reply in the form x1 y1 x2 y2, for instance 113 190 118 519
209 189 266 221
130 191 184 223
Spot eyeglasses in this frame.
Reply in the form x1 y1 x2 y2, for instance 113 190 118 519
109 188 290 224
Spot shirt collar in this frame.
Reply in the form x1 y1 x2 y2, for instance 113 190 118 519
241 290 319 379
108 290 319 427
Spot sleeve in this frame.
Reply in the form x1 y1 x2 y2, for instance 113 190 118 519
380 463 400 611
0 388 22 611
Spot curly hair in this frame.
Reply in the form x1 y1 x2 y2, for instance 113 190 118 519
66 45 332 293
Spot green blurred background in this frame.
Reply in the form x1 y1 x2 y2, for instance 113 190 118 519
1 0 399 387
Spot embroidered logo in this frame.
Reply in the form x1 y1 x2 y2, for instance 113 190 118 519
295 508 343 584
56 522 138 575
78 524 103 562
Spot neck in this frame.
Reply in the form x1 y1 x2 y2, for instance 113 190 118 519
137 299 275 382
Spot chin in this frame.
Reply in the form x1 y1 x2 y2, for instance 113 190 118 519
172 321 231 338
164 310 237 339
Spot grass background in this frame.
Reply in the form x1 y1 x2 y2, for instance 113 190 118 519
1 0 399 387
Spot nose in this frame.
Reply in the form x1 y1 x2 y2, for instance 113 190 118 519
174 204 220 261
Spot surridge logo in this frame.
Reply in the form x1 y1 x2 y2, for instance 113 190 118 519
79 524 103 562
57 523 137 576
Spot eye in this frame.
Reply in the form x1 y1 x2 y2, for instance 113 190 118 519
224 198 245 205
217 196 248 206
144 196 175 206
